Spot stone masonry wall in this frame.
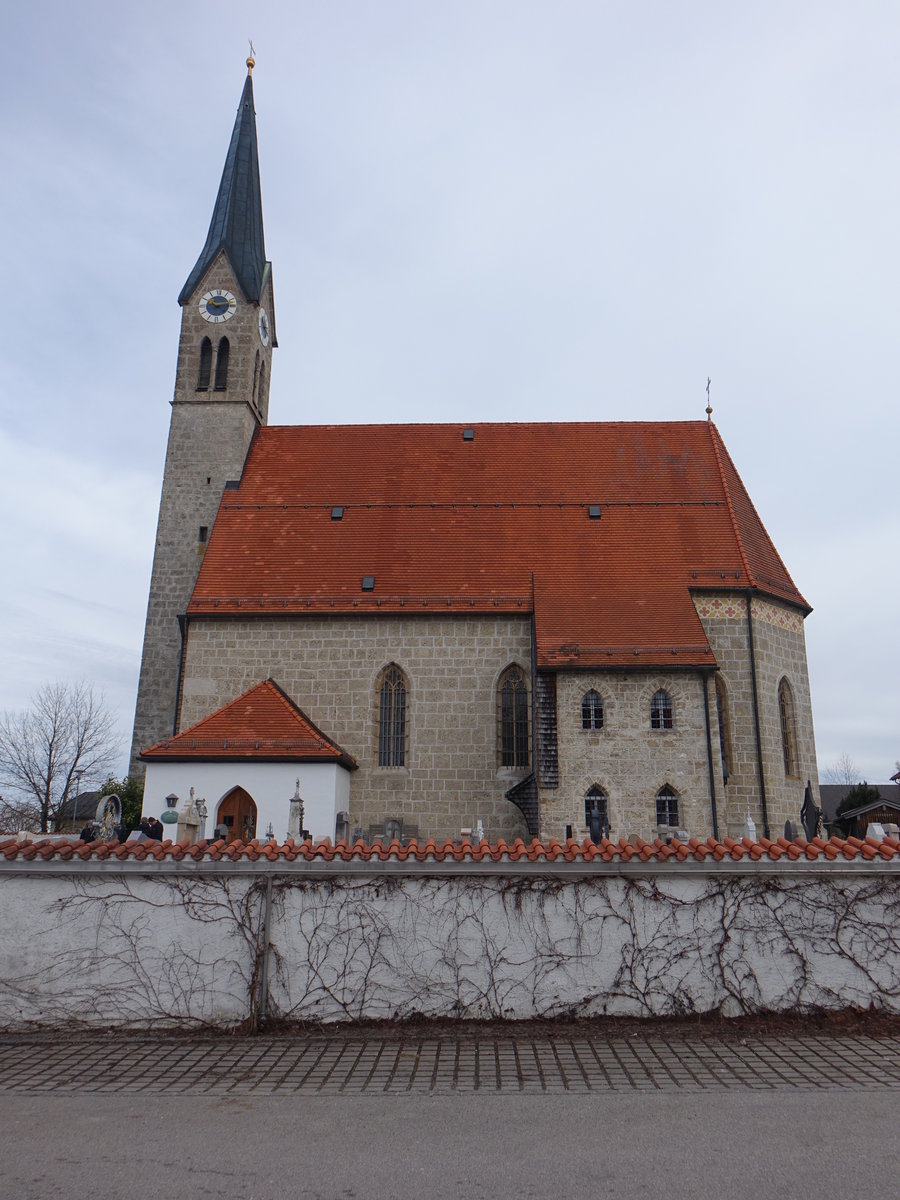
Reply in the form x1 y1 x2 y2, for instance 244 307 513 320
130 252 273 773
179 614 533 842
694 593 818 839
749 596 819 832
541 670 717 842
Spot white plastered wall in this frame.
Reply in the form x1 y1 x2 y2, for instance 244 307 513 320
141 760 351 842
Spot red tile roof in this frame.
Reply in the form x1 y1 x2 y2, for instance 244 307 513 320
2 834 895 866
188 421 807 669
140 678 357 766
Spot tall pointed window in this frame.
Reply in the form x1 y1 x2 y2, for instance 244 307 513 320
499 666 529 768
214 337 230 391
252 350 260 406
778 678 798 777
377 665 407 767
650 689 673 730
715 677 732 784
581 689 604 730
656 785 680 828
583 785 609 827
197 337 212 391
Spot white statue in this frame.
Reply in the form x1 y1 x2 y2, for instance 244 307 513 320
743 805 757 842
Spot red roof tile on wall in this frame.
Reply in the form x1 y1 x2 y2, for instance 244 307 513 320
141 679 357 765
188 422 807 668
1 834 895 866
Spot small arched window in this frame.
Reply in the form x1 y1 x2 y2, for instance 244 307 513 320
650 689 673 730
778 678 798 777
197 337 212 391
214 337 230 391
499 666 529 768
583 784 609 827
378 665 407 767
581 689 604 730
656 785 679 828
715 676 732 783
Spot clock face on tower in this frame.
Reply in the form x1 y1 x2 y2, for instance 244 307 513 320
199 290 237 323
258 308 270 346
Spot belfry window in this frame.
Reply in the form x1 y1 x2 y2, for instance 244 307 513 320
581 689 604 730
778 678 798 777
499 666 529 768
656 785 680 828
214 337 230 391
650 689 673 730
197 337 212 390
377 665 407 767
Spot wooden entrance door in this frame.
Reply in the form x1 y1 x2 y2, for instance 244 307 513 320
216 787 257 844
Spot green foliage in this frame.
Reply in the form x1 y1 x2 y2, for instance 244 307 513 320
96 775 144 832
836 782 883 816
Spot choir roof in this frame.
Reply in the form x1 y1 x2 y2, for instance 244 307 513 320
188 419 807 670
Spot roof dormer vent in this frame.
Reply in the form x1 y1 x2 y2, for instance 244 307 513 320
361 576 375 591
462 428 475 441
588 505 602 520
331 506 344 521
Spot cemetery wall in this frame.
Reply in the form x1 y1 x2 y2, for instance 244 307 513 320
0 860 897 1029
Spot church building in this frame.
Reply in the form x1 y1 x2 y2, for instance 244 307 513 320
133 62 819 847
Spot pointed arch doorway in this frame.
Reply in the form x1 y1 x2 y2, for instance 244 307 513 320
216 787 257 844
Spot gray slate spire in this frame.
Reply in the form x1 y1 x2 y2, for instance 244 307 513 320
179 71 267 305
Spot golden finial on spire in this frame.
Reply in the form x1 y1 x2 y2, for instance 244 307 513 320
247 39 256 75
705 376 713 419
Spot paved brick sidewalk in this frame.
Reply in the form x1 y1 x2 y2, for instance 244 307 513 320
1 1029 897 1095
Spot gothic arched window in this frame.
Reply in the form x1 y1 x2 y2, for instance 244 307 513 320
715 676 732 783
214 337 230 391
650 689 673 730
778 678 798 777
377 665 407 767
258 359 267 409
581 689 604 730
252 350 260 406
499 666 529 768
197 337 212 391
583 784 609 827
656 785 680 828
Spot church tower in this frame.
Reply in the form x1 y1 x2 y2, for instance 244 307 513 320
130 59 276 773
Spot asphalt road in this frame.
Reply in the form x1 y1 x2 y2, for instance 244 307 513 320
1 1090 897 1200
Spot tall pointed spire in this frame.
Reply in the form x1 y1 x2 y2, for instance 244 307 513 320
179 66 267 305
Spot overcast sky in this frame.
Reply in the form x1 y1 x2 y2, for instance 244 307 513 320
1 2 897 784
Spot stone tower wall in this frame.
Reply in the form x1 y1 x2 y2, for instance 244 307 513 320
130 252 274 772
178 613 533 843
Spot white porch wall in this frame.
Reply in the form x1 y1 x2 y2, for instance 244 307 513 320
141 761 352 842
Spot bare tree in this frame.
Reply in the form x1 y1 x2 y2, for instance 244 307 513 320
824 751 860 787
0 683 120 833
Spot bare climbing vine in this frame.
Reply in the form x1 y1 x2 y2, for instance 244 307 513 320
0 870 897 1029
